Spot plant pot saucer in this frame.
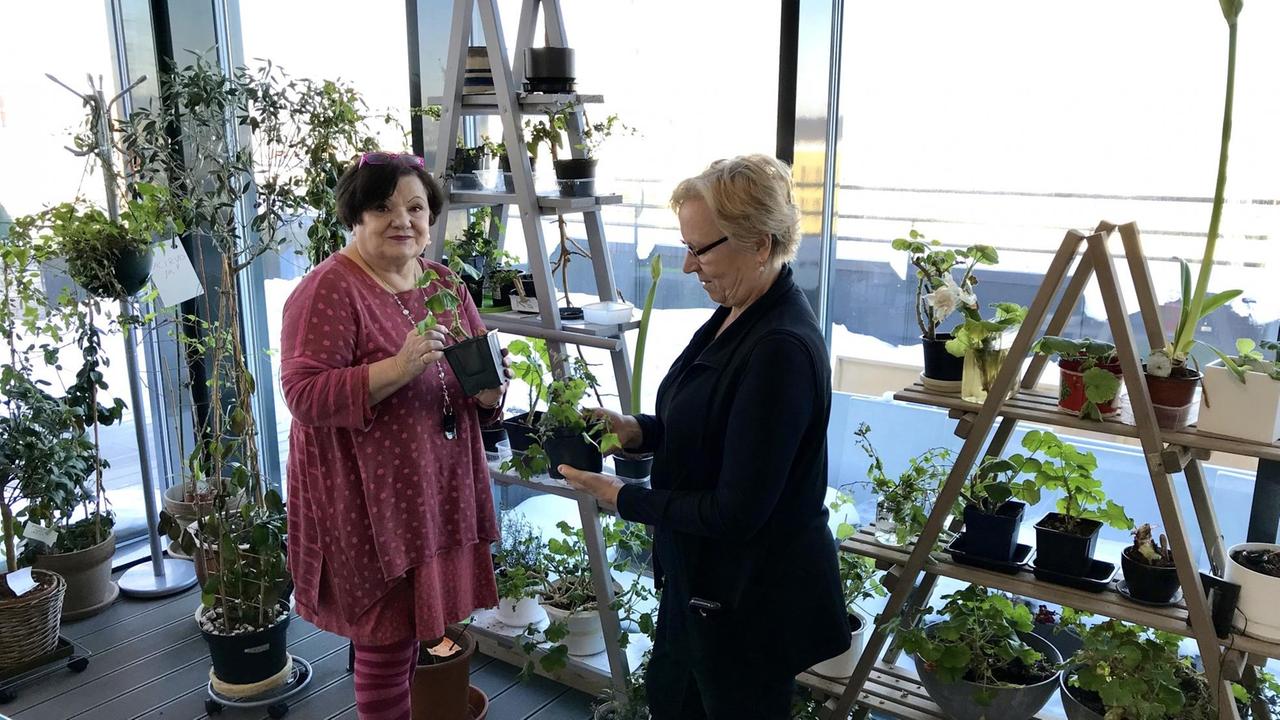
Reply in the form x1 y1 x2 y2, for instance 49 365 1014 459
1115 579 1183 607
168 540 195 561
206 654 313 708
61 581 119 621
1030 558 1116 593
919 372 962 395
946 533 1034 575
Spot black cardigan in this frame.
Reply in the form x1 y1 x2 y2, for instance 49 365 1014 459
617 265 849 675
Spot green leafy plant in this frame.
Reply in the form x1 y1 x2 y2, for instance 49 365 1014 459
444 207 498 280
1233 669 1280 720
1210 337 1280 383
37 190 167 299
414 266 473 342
1023 430 1132 535
539 358 621 456
961 453 1043 515
506 338 552 422
494 511 546 602
1032 336 1122 421
892 229 998 340
629 254 663 414
853 422 954 545
1130 523 1174 568
524 103 632 163
945 302 1028 358
837 553 886 618
898 586 1050 704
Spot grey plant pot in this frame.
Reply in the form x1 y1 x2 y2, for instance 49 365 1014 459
912 626 1063 720
1059 672 1104 720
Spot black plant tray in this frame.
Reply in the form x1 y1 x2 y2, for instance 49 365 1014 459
1030 558 1117 593
946 533 1034 575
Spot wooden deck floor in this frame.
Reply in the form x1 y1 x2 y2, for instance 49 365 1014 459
4 579 594 720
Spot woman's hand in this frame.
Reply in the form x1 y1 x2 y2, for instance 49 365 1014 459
472 348 514 408
586 408 642 454
559 466 625 507
396 328 446 380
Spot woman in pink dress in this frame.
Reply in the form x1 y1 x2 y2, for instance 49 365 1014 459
281 152 506 720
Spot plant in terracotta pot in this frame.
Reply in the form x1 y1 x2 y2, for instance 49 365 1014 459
946 302 1028 404
899 585 1061 719
1032 336 1123 420
411 624 488 720
493 511 548 628
1199 338 1280 443
1120 523 1180 604
415 265 504 397
956 451 1042 563
809 552 886 680
613 254 663 482
854 422 954 547
1025 430 1132 579
893 229 998 389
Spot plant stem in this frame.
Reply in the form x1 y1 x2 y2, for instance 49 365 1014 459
2 499 16 572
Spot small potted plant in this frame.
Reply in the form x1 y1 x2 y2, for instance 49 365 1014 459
809 553 885 679
493 511 548 628
593 662 650 720
416 266 504 397
523 46 576 93
526 103 631 197
854 423 954 547
1225 541 1280 642
502 339 552 453
42 187 167 299
1120 523 1180 604
1057 615 1214 720
1032 336 1124 420
1025 430 1132 579
411 624 489 720
893 230 998 390
946 302 1028 404
957 452 1042 563
1198 338 1280 443
444 207 497 301
614 254 663 481
899 585 1062 720
538 359 620 480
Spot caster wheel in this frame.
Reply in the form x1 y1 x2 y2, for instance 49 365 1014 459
205 698 223 714
0 688 16 703
67 656 89 672
268 702 289 718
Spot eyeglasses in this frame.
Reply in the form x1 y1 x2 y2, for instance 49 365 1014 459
357 152 426 169
684 235 731 259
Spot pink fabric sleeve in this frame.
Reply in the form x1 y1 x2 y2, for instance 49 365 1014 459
281 272 375 430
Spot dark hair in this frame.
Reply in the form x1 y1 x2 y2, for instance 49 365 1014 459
335 157 445 229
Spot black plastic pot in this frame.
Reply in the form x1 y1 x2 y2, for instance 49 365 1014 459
613 452 653 480
1033 513 1101 577
553 158 598 197
502 411 544 453
923 333 964 381
115 246 154 297
524 47 575 92
499 153 516 192
544 431 603 479
962 501 1026 562
463 276 484 307
200 602 291 686
1120 546 1181 603
488 274 518 308
481 425 508 452
442 331 504 396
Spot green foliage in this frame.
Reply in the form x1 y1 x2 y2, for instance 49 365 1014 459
854 422 954 545
1234 669 1280 720
963 453 1042 515
1033 336 1122 420
539 357 619 455
495 511 546 602
945 302 1027 358
1021 430 1131 533
630 255 663 413
892 228 997 339
1210 337 1280 383
524 103 632 162
414 266 472 342
836 553 886 616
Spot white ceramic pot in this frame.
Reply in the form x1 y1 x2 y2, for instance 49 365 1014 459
810 610 871 679
1226 542 1280 642
1197 361 1280 443
542 603 606 656
496 596 546 627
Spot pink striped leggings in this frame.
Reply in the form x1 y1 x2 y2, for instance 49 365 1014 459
352 639 420 720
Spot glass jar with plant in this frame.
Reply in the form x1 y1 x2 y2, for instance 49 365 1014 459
853 422 954 547
493 511 548 627
898 585 1061 718
1119 522 1180 604
1024 430 1132 580
1198 338 1280 443
1032 336 1123 420
613 254 663 481
1058 613 1214 720
810 553 886 680
415 265 504 398
946 302 1028 403
955 451 1042 564
893 229 998 388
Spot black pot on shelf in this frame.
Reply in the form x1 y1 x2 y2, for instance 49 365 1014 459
463 275 484 307
544 431 603 479
1033 513 1101 577
442 331 504 396
1120 547 1181 603
488 273 518 308
502 411 544 453
200 602 291 686
962 501 1026 562
613 452 653 481
922 333 964 382
481 425 508 453
553 158 597 197
524 47 575 93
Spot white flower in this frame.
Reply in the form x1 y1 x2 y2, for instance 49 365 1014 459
1146 349 1173 378
924 275 976 326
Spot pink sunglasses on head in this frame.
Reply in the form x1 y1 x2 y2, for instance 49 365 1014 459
357 152 426 169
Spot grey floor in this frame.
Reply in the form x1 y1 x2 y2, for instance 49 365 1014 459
4 578 594 720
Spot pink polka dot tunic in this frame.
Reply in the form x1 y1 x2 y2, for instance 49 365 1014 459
281 253 499 644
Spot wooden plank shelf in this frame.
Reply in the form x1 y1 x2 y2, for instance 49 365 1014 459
798 663 1053 720
426 92 604 114
841 529 1280 663
484 309 640 339
449 190 624 215
893 383 1280 463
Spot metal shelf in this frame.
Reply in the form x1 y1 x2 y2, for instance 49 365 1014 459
484 309 639 338
487 461 621 515
426 92 604 115
448 191 624 215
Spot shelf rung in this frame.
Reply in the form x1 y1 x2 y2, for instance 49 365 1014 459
426 92 605 114
447 191 623 215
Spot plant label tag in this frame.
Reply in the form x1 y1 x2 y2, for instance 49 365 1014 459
152 242 203 307
23 522 59 547
4 567 37 596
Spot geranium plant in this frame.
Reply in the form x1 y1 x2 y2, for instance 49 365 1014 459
893 229 998 341
1032 336 1123 420
1025 430 1132 534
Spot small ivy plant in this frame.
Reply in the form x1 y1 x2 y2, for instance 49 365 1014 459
414 267 472 342
853 422 954 546
539 358 621 456
1024 430 1132 535
1032 336 1123 421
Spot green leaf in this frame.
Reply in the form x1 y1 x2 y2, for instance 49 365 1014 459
1082 366 1122 404
1197 288 1242 320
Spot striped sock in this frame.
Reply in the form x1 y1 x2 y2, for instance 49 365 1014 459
353 638 419 720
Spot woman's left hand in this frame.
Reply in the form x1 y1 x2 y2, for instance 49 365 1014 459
472 348 514 408
559 466 625 507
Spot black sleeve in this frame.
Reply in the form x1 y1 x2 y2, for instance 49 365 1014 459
615 333 816 538
631 413 664 454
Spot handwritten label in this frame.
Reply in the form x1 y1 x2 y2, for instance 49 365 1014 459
23 522 59 547
151 242 203 307
4 567 37 597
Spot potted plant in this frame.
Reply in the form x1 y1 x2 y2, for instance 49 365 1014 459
415 265 504 397
523 46 575 93
957 451 1042 563
411 624 489 720
1029 604 1083 661
1143 0 1245 431
854 422 954 547
1225 541 1280 642
1025 430 1132 578
493 511 548 628
614 254 663 481
502 339 552 454
899 586 1062 720
485 259 523 310
1032 337 1124 420
1198 338 1280 443
40 189 166 299
946 302 1028 403
893 230 998 390
809 553 885 679
444 206 497 292
592 664 650 720
1057 615 1214 720
526 103 631 197
1120 523 1180 604
538 358 620 480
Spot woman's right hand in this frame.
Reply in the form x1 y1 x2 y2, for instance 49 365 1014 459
396 328 446 380
589 408 642 454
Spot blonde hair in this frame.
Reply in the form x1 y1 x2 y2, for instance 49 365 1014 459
669 154 801 263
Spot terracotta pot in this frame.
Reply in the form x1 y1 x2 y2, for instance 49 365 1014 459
411 625 477 720
1143 366 1201 430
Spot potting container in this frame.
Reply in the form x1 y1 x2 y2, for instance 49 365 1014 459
1033 513 1101 578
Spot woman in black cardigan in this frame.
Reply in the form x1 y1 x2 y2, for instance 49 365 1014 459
560 154 849 719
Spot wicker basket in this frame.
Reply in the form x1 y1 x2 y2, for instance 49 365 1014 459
0 569 66 671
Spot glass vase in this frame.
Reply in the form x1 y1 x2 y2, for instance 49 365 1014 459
961 343 1012 404
874 500 901 546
